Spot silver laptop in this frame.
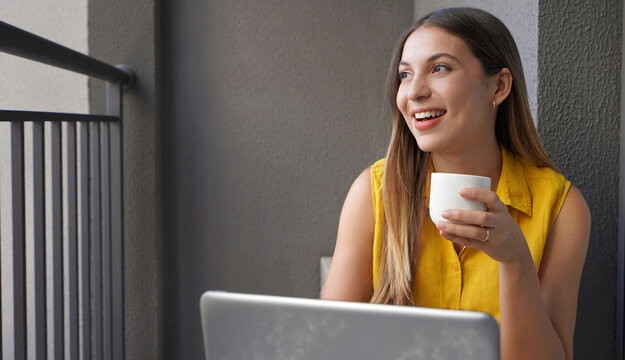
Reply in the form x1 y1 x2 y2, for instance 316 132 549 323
200 291 499 360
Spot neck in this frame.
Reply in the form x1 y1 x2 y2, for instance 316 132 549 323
431 140 502 191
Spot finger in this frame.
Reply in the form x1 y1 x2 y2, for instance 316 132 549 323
441 209 493 227
458 187 504 210
439 231 485 250
436 221 489 242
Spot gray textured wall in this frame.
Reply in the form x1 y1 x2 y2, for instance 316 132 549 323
620 1 625 356
160 0 412 358
538 1 621 358
0 1 88 113
88 1 161 359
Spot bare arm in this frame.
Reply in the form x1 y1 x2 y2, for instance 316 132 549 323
321 168 375 302
437 185 590 360
496 186 589 359
530 185 590 359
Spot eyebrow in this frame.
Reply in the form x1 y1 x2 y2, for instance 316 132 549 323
399 52 463 66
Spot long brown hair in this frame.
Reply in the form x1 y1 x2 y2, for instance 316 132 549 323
371 7 556 305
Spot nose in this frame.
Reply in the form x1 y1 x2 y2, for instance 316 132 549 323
406 74 431 101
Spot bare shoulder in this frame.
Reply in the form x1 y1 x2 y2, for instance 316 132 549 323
555 185 591 243
321 167 375 301
566 186 591 221
345 167 374 208
336 166 375 254
541 185 591 276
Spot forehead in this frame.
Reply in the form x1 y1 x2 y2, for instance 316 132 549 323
401 26 474 63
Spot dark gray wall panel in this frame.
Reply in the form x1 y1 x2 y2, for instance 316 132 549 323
160 1 413 358
538 1 621 358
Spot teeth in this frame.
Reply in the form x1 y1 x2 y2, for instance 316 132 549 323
414 110 445 120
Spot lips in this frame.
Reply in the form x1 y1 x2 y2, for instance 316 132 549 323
414 109 446 121
412 109 446 131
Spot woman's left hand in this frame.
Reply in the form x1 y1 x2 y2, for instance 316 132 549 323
435 187 529 263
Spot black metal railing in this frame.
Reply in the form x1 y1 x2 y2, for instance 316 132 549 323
0 20 134 359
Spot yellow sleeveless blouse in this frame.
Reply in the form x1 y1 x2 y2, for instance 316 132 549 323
371 146 570 322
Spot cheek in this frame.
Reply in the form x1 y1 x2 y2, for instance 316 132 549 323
441 83 467 108
396 89 409 117
448 85 486 117
395 92 403 111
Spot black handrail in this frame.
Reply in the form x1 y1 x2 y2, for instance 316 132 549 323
0 110 117 122
0 20 133 86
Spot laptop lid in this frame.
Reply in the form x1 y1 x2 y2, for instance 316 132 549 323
200 291 499 360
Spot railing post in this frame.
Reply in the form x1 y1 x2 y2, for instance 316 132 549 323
10 121 26 360
67 121 79 360
100 108 111 360
107 77 125 360
51 121 64 360
32 120 47 360
90 120 103 360
79 121 91 360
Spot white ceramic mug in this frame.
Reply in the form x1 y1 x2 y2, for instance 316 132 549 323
429 173 491 224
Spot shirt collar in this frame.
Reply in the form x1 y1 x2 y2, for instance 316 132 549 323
496 145 532 216
423 145 532 216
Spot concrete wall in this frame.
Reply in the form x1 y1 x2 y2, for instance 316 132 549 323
620 2 625 357
88 1 161 359
160 0 413 358
538 1 621 358
0 1 88 113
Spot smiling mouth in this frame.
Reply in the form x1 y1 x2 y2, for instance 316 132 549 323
414 110 446 121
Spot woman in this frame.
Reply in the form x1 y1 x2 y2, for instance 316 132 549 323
321 7 590 360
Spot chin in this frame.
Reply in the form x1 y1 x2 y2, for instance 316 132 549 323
414 137 440 153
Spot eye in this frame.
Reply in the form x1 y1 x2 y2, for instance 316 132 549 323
398 71 411 80
433 64 450 73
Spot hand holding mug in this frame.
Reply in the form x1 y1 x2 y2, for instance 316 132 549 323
431 174 530 263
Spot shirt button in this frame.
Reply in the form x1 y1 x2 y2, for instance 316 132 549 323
453 264 459 272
